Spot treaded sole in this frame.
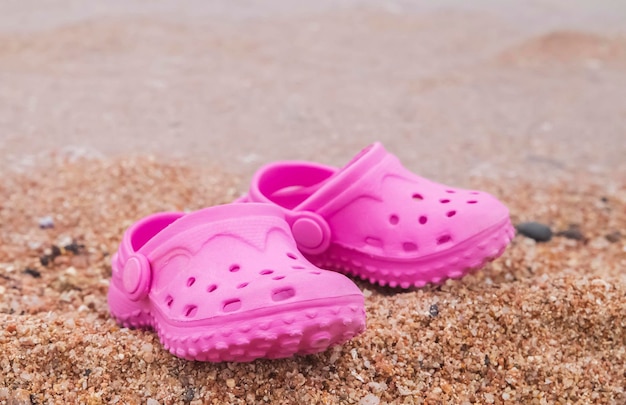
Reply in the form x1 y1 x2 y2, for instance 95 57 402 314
108 291 366 362
307 219 515 288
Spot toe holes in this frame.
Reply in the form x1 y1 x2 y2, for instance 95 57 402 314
412 193 424 201
237 282 249 289
272 287 296 302
273 276 285 281
389 214 399 225
467 200 478 204
310 271 321 275
223 299 242 313
260 269 274 275
286 253 298 260
403 242 418 252
165 295 174 307
446 190 456 194
292 266 306 270
439 199 451 204
184 305 198 318
186 277 196 287
207 284 218 293
470 191 480 195
446 210 457 217
419 216 428 225
229 264 240 272
437 235 452 245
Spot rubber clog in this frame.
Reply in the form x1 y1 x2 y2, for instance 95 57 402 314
107 203 366 362
237 143 515 288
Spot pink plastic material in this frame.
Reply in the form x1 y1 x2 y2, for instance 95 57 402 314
107 203 366 362
239 142 515 288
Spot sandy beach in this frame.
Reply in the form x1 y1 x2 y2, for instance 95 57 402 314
1 1 625 404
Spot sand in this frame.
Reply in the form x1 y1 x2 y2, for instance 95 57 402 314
1 1 625 404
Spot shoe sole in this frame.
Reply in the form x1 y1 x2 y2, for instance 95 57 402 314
307 218 515 288
108 286 366 362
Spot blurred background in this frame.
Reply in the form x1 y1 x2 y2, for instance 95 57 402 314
1 0 625 184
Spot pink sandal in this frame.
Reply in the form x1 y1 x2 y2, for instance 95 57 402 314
107 203 366 362
237 143 514 288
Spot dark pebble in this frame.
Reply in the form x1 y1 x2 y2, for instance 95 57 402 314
64 241 85 255
516 222 553 242
23 268 41 278
39 255 50 267
605 231 621 243
429 303 439 317
557 225 585 241
183 387 195 402
51 245 62 258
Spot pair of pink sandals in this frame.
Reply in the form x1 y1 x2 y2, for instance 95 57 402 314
108 143 514 362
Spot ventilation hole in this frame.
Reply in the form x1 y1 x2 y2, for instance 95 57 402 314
402 242 418 252
412 193 424 200
470 191 480 195
260 269 274 275
446 210 457 217
273 276 285 281
292 266 306 270
272 287 296 302
286 253 298 260
446 190 456 194
310 271 321 275
237 282 249 289
365 236 383 247
207 284 218 293
184 305 198 318
165 295 174 307
389 214 399 225
419 216 428 225
186 277 196 287
467 200 478 204
437 235 452 245
439 199 451 204
229 264 240 272
223 299 242 313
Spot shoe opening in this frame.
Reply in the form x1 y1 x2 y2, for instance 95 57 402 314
130 213 182 251
258 163 335 210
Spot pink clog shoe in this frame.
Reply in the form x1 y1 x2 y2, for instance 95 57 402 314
107 203 366 362
237 143 514 288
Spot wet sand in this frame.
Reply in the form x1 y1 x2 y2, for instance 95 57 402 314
1 0 626 183
1 1 625 404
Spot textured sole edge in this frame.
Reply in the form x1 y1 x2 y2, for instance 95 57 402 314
307 219 515 288
108 290 366 362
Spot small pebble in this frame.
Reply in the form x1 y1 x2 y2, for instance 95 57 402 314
183 387 195 402
39 255 51 267
556 225 585 241
38 216 54 229
226 379 236 389
429 304 439 317
516 222 553 242
605 231 621 243
22 267 41 278
359 394 381 405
